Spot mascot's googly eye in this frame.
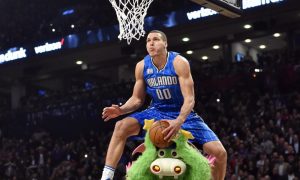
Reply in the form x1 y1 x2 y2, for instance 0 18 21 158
171 150 178 158
158 149 166 158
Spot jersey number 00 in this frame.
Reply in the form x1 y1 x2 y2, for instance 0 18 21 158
156 89 171 100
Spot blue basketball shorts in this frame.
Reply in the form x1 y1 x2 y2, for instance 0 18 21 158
128 107 219 145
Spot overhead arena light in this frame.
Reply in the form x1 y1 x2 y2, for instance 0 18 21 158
76 60 83 65
182 37 190 42
186 50 193 54
259 45 266 49
243 24 252 29
244 39 251 43
212 45 220 49
273 33 281 37
202 56 208 60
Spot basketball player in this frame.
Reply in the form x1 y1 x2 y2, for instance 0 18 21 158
101 30 227 180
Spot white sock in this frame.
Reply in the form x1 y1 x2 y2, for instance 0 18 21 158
101 165 115 180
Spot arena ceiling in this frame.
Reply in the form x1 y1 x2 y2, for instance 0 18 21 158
0 0 299 95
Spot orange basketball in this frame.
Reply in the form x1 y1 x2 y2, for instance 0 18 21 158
149 121 173 148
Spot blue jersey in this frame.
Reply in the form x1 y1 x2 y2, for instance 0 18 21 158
143 51 183 112
129 51 219 144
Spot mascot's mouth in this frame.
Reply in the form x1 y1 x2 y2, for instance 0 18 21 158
150 158 187 179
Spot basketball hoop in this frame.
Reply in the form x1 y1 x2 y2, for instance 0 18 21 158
109 0 154 44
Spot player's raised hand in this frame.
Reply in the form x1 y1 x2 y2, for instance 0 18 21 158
102 104 122 121
162 119 183 142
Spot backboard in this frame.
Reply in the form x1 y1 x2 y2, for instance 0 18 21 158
191 0 242 18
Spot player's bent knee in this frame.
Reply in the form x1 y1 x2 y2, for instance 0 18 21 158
114 121 125 134
114 118 140 138
216 146 227 162
204 141 227 161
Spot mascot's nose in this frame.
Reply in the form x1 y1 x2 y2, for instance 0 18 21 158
150 158 186 179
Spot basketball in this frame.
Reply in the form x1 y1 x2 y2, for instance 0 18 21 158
149 121 173 148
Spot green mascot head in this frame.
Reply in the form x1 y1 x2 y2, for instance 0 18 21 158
126 119 211 180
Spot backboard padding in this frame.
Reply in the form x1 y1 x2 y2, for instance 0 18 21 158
191 0 242 18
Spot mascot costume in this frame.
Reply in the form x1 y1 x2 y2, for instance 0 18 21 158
126 119 211 180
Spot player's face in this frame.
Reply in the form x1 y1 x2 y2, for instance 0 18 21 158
146 32 167 57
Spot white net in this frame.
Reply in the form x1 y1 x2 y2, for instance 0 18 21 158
109 0 154 44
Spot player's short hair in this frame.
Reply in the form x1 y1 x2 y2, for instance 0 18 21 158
149 30 167 42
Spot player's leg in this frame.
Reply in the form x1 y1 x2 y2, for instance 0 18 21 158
101 108 163 179
101 117 140 180
203 141 227 180
182 113 227 180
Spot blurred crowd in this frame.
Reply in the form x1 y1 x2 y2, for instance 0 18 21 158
0 51 300 179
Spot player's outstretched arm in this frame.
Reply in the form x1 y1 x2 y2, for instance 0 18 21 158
102 60 146 121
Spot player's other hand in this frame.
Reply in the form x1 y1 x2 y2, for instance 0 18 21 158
102 104 122 121
162 119 183 142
